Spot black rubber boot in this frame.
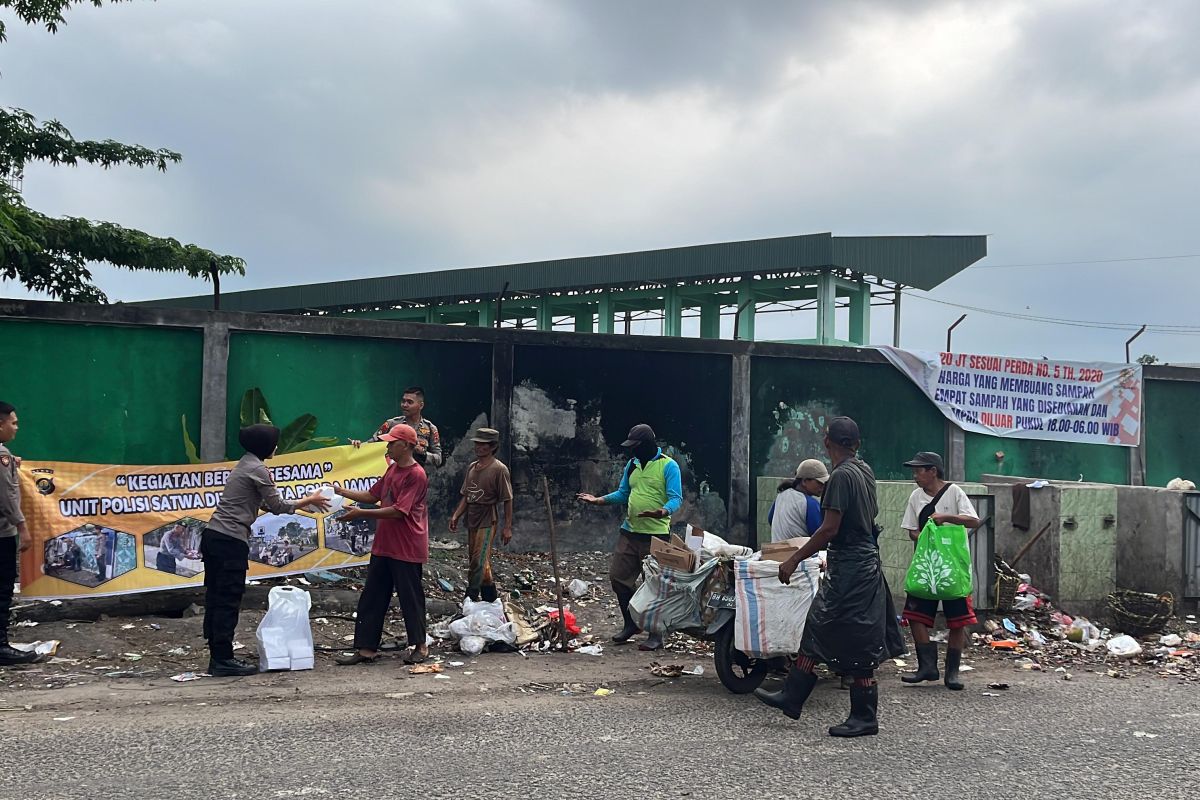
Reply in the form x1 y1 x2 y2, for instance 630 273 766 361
0 641 38 666
901 642 940 683
611 584 641 644
944 647 964 691
207 657 258 677
754 666 818 720
829 683 879 737
638 633 663 651
480 584 499 603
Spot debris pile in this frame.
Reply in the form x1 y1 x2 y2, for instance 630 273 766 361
976 570 1199 682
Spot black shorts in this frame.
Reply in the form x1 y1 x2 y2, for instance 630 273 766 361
902 594 977 629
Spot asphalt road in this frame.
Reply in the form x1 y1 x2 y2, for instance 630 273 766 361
1 646 1194 800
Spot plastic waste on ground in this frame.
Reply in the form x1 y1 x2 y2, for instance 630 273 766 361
1106 634 1143 658
1159 633 1183 647
1012 594 1040 611
448 598 518 652
576 644 603 656
546 609 582 636
567 579 591 598
255 586 315 671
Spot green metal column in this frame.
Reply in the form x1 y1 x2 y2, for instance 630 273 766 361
815 271 836 345
663 286 683 337
423 306 439 325
736 285 756 341
536 297 554 331
699 300 722 339
574 308 594 333
478 301 496 328
848 281 871 345
598 291 615 334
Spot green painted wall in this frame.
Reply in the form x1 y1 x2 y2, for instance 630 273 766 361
1144 379 1200 487
963 432 1128 485
0 319 203 464
750 357 947 482
749 357 947 544
225 332 493 460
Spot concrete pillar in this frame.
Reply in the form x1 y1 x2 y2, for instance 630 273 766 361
736 286 755 341
699 301 721 339
849 281 871 345
491 341 514 468
1129 442 1146 486
200 321 230 462
815 271 836 345
574 308 593 333
663 286 683 337
598 291 615 334
729 353 752 546
946 420 966 482
423 307 439 325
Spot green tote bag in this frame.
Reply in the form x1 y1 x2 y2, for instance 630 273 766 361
904 519 972 601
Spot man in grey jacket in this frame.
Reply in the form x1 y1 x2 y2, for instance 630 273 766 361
0 401 38 666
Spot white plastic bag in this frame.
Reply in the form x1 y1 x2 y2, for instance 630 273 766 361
567 579 591 598
448 598 517 651
459 635 486 655
255 586 314 671
733 557 819 658
1106 634 1143 658
700 532 754 560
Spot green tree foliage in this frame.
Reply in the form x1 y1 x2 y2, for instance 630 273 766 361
1 1 246 302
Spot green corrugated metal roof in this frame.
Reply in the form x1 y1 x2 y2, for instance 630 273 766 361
138 233 986 312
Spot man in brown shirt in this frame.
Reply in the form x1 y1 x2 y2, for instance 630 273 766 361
449 428 513 603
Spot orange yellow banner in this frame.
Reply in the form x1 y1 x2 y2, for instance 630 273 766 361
17 444 388 599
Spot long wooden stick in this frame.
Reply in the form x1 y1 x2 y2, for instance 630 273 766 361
1010 521 1053 568
542 476 569 651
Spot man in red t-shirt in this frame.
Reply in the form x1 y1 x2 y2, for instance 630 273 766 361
334 424 430 665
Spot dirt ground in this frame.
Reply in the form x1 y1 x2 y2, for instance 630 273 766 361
3 548 1197 708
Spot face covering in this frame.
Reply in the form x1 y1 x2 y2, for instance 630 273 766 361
632 441 658 464
238 424 281 460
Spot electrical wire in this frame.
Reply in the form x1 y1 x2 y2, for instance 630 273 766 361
902 291 1200 336
976 253 1200 270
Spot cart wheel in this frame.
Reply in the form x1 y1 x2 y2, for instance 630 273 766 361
713 622 768 694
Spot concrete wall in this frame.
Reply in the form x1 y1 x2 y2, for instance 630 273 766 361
1115 487 1194 611
4 298 1200 559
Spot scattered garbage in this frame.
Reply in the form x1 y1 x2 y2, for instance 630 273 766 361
437 578 455 592
448 598 518 654
567 579 591 598
576 644 603 656
987 683 1009 690
171 672 208 682
409 663 443 675
593 688 613 697
1160 633 1183 647
1106 635 1143 658
1133 731 1160 739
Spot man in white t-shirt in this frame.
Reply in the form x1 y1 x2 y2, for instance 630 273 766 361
898 451 981 691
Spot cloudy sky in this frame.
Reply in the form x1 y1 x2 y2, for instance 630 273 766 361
3 0 1198 362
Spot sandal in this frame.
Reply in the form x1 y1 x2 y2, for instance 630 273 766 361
335 652 380 666
402 649 429 665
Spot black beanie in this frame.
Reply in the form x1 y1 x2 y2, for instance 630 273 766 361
238 424 280 460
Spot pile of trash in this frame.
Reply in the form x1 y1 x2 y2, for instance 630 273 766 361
976 572 1200 681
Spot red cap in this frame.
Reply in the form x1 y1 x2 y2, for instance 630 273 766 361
379 424 418 444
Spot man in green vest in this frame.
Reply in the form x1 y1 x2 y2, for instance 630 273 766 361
578 423 683 651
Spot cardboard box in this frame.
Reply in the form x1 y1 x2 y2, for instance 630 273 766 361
760 542 800 563
651 535 697 572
